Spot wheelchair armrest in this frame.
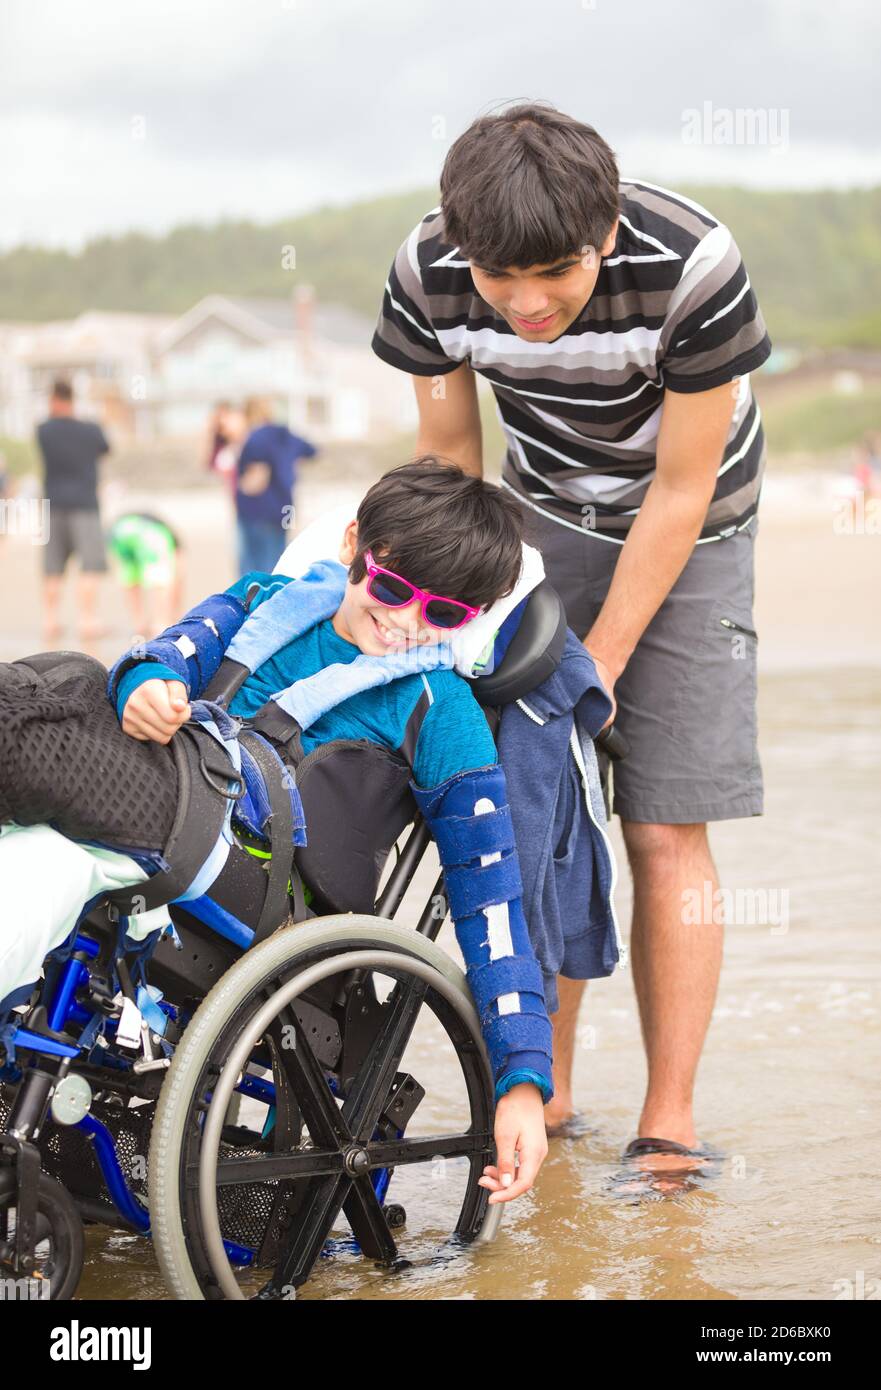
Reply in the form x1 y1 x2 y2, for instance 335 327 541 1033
471 580 567 708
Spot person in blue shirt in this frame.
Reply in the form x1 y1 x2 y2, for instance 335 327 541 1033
115 458 554 1204
235 397 317 576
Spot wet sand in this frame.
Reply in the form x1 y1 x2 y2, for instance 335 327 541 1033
1 468 879 1300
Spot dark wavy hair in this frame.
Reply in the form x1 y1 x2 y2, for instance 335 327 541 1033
440 102 620 268
350 457 523 608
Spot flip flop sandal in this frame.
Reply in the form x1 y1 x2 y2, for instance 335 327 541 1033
608 1138 721 1201
619 1136 723 1183
623 1136 712 1161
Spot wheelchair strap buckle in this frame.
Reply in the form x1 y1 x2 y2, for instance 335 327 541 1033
198 750 245 801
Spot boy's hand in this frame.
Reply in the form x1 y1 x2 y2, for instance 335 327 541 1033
121 678 191 743
479 1082 548 1204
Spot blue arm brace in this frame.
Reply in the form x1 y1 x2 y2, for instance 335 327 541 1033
107 591 248 712
411 763 554 1104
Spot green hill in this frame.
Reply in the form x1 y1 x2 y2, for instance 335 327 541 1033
2 184 880 348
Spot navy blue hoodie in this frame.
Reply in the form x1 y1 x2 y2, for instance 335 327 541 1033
497 631 624 1013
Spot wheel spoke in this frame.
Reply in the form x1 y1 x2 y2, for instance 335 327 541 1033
367 1131 492 1168
267 1174 352 1294
188 1129 490 1245
342 1177 398 1264
192 1148 347 1186
268 1006 352 1151
342 977 429 1141
231 1006 356 1290
267 1035 302 1149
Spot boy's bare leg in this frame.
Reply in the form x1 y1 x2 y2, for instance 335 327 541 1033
76 572 104 642
42 575 64 643
544 823 722 1146
169 555 184 619
123 584 146 639
544 975 587 1128
623 820 723 1150
156 579 180 635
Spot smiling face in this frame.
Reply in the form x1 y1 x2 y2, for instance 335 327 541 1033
469 220 618 343
332 521 443 655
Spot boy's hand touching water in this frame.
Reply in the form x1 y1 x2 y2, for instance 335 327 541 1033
121 678 191 743
479 1082 548 1204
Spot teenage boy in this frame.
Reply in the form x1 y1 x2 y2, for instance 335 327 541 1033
372 104 772 1163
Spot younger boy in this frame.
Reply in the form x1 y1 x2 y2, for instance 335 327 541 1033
2 459 553 1203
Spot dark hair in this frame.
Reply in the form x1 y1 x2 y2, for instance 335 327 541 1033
51 379 73 402
350 457 523 608
440 102 620 268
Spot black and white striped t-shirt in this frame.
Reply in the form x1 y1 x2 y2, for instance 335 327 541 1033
372 179 772 544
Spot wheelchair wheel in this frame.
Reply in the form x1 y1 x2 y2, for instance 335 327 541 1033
149 916 499 1300
0 1167 84 1300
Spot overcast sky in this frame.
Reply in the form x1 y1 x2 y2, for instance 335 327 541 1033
2 0 878 250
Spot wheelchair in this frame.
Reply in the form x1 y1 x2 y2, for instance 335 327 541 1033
0 580 615 1300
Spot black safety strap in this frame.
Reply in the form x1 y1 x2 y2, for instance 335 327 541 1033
245 700 307 763
102 722 239 919
396 681 433 769
201 658 252 707
238 728 305 945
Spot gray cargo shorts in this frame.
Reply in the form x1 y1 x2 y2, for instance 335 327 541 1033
517 503 763 825
43 507 108 576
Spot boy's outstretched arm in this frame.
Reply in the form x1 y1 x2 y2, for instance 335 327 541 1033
106 581 262 723
411 762 552 1203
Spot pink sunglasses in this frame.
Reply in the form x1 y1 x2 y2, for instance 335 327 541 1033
363 550 480 631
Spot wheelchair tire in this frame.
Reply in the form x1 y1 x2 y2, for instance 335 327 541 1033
0 1167 85 1301
148 915 499 1300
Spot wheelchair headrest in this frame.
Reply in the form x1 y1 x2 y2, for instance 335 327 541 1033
471 580 567 707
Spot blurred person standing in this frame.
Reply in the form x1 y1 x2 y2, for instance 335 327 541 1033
0 448 8 544
204 400 239 498
854 431 881 498
204 400 232 473
36 379 110 643
107 511 184 639
234 395 316 575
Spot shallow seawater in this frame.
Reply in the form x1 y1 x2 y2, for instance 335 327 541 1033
72 666 881 1301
